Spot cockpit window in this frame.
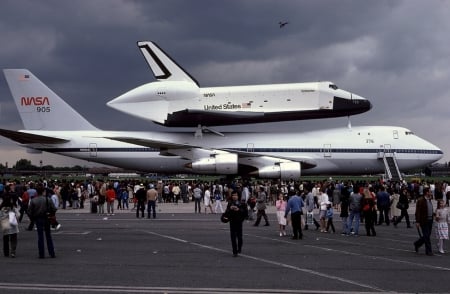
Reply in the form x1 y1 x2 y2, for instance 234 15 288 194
329 84 338 90
405 131 414 135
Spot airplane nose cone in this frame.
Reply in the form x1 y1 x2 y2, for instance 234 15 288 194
333 95 372 116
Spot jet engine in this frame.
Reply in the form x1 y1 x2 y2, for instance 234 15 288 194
190 153 238 174
256 162 301 180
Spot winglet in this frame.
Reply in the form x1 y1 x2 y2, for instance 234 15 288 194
137 41 200 86
3 69 97 131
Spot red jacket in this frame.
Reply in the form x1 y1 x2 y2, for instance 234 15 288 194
106 189 116 203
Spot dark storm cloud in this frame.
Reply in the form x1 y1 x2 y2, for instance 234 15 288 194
0 0 449 166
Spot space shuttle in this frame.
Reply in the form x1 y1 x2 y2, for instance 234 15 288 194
107 41 372 127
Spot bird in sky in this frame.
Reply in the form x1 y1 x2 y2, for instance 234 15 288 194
279 21 289 28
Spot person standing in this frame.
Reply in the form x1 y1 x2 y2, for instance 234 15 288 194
394 187 411 228
362 188 376 236
48 188 62 231
325 202 335 233
346 187 363 236
146 184 158 219
172 183 181 204
414 187 434 256
434 200 449 254
135 184 146 218
339 183 351 235
0 193 19 258
213 184 224 214
376 186 391 226
304 188 320 230
275 193 287 236
28 184 56 259
203 185 213 214
105 185 116 216
25 183 38 231
284 190 304 240
193 184 203 213
97 181 107 215
226 190 248 257
253 186 270 226
318 189 329 232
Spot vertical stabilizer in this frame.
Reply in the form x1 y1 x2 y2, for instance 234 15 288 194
3 69 97 131
137 41 200 86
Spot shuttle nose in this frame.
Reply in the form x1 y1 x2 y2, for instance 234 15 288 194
333 95 372 116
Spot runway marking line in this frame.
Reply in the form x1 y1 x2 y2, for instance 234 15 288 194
143 230 386 292
0 282 383 293
245 233 450 272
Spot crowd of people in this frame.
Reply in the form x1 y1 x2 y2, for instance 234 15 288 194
0 177 449 257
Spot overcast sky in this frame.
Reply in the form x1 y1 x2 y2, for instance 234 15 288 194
0 0 449 168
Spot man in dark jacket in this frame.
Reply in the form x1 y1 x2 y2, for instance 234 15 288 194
28 184 56 258
226 190 248 257
414 187 434 255
135 184 146 218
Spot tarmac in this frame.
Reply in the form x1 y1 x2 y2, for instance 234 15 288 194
2 200 449 294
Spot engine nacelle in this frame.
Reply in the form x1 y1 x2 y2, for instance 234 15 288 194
257 162 301 180
190 153 238 174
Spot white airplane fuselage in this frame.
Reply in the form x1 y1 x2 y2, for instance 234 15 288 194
20 125 442 177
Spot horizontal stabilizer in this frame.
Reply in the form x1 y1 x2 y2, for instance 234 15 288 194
0 129 69 144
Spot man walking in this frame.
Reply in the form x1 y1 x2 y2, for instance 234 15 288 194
253 186 270 226
414 187 434 255
285 190 305 239
28 184 56 258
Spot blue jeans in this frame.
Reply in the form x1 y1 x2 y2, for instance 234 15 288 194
147 200 156 218
346 210 360 235
35 217 55 258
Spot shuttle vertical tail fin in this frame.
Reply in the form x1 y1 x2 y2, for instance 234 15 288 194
137 41 200 86
3 69 97 131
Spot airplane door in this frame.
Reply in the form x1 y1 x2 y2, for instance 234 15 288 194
247 143 254 152
323 144 332 158
393 130 399 139
89 143 97 157
383 144 392 156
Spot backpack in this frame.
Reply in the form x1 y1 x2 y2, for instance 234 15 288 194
21 192 30 205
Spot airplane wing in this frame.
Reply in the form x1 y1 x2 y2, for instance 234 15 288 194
0 129 69 144
101 136 194 151
103 136 317 170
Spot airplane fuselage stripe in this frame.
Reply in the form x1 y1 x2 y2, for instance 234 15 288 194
36 147 442 155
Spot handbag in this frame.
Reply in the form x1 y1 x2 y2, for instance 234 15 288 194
220 211 230 223
9 211 18 226
1 215 11 231
306 211 313 225
46 197 57 224
396 202 405 210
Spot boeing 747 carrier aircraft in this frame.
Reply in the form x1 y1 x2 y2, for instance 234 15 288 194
106 41 371 127
0 69 442 180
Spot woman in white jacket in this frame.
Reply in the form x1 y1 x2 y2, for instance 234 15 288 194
0 193 19 258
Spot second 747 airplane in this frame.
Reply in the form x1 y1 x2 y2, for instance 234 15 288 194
0 69 443 180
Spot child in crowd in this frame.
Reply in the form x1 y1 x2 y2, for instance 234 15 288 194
275 193 287 236
435 200 449 254
325 202 335 233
